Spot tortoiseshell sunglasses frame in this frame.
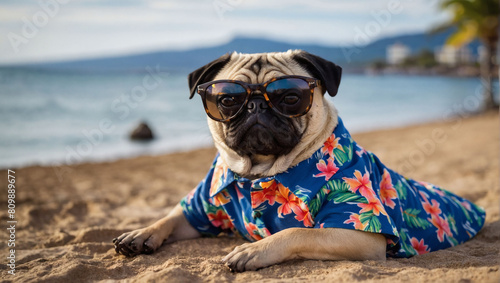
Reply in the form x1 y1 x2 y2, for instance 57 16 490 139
196 75 321 122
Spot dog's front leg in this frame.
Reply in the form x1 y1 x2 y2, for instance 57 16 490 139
222 227 386 272
113 204 200 256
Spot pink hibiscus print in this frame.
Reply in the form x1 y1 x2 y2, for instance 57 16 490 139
422 199 442 218
321 134 343 157
410 237 430 255
344 213 367 230
207 209 233 230
379 169 398 209
243 221 270 241
429 215 452 242
251 179 278 208
358 198 388 216
313 158 339 181
343 170 377 200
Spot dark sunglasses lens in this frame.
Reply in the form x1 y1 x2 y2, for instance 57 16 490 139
205 83 247 120
266 78 312 116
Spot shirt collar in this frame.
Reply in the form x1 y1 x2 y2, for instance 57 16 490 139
209 117 349 198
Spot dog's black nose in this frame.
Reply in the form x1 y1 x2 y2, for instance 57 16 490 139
247 97 268 114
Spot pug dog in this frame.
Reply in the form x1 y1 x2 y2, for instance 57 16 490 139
113 50 485 272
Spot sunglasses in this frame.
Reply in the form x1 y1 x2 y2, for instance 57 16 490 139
196 75 320 122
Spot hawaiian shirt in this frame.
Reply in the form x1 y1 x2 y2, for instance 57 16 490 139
181 117 486 257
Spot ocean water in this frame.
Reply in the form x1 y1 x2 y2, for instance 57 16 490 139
0 68 494 169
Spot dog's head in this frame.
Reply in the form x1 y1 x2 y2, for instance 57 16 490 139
188 50 342 177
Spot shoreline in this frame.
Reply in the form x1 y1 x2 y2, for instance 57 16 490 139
1 111 498 282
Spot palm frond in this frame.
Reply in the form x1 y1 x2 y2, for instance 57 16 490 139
436 0 499 45
446 21 478 46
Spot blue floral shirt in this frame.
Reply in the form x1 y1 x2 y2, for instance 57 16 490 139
181 117 486 257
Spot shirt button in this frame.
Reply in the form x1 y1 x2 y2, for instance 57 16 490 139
252 211 262 218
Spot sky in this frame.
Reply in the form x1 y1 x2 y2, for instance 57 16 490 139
0 0 450 65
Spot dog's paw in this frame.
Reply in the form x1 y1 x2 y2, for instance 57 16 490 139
112 228 164 257
222 241 287 272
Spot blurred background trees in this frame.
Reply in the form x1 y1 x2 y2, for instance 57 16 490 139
436 0 499 110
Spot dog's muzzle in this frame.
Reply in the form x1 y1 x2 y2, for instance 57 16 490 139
225 96 301 157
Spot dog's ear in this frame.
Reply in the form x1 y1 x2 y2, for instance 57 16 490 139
188 53 232 99
293 51 342 97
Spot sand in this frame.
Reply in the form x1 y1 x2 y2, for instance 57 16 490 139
1 111 499 283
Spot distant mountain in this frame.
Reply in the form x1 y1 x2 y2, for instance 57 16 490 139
9 29 481 73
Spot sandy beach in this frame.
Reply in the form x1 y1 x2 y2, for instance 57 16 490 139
1 111 498 283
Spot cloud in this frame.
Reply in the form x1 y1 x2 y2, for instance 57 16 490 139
0 0 449 64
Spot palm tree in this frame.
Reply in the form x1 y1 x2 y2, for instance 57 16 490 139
436 0 499 110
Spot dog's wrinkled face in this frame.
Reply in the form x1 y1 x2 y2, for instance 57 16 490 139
219 61 308 157
188 50 342 176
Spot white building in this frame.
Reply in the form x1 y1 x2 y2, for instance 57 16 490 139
435 45 474 66
386 43 411 65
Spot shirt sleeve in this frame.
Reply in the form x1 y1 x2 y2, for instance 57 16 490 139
179 158 223 237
